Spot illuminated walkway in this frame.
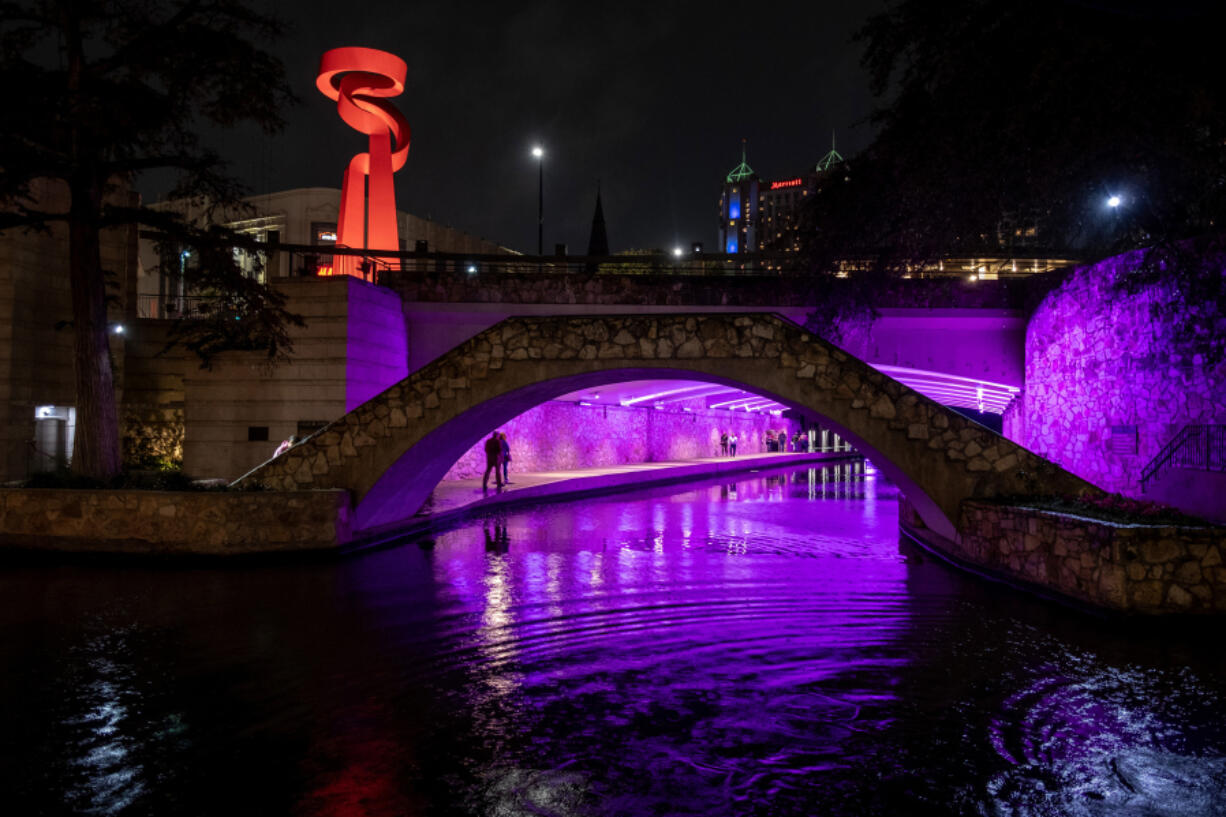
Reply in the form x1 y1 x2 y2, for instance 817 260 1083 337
349 451 858 547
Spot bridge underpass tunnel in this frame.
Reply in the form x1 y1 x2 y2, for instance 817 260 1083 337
245 313 1070 542
433 378 858 486
344 351 1002 540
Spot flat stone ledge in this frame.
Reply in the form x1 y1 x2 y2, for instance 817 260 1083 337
0 488 354 556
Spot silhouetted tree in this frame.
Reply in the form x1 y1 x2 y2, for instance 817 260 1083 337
805 0 1226 270
0 0 299 479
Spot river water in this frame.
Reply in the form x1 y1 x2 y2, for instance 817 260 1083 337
1 463 1224 816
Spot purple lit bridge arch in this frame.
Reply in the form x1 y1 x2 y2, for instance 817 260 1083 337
237 313 1096 537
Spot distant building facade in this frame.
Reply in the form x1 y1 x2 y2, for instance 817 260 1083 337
718 139 1054 260
718 139 845 255
137 187 516 317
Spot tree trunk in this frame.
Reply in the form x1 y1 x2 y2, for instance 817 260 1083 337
68 173 122 480
59 2 121 480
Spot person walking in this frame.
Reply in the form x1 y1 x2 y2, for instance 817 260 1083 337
499 432 512 484
482 430 503 491
729 432 738 457
720 431 729 456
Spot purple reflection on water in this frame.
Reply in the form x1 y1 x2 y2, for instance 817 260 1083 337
364 464 1224 816
412 465 915 812
2 464 1223 816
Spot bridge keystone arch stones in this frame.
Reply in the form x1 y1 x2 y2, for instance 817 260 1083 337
239 313 1097 535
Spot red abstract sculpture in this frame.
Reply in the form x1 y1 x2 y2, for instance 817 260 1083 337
316 47 411 278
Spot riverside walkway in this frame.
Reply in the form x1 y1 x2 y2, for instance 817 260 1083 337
348 450 857 548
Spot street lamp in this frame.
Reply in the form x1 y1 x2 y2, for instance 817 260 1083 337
1107 194 1122 208
532 145 544 255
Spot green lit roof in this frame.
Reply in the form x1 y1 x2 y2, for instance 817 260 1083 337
816 130 844 172
725 140 755 183
816 147 844 172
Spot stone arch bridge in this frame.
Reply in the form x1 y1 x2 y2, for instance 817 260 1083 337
239 313 1097 535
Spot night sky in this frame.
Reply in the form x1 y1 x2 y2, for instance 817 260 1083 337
158 0 883 254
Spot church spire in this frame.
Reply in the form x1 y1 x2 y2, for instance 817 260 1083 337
586 182 609 257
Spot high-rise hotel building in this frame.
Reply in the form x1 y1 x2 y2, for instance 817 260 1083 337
718 138 845 254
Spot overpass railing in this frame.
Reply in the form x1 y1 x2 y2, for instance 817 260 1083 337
136 294 232 320
133 231 1081 321
1140 424 1226 492
260 243 1077 281
135 229 1077 283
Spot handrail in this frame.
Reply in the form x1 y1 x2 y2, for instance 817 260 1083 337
136 294 226 320
1140 424 1226 492
134 231 1080 280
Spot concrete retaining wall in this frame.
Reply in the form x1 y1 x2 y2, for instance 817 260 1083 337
1144 467 1226 525
0 488 353 555
183 276 409 481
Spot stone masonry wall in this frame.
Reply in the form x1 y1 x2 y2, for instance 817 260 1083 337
442 400 799 480
897 495 1221 610
243 313 1098 538
0 488 353 554
941 499 1226 614
384 267 1045 310
1007 249 1226 495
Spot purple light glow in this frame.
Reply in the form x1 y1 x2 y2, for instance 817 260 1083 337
355 365 961 539
1007 248 1226 500
708 394 761 410
857 312 1027 393
560 379 745 409
871 364 1018 415
345 279 410 411
656 387 743 405
570 379 795 413
441 396 801 481
617 383 727 406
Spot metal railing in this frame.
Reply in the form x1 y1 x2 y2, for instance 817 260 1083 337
259 241 1076 282
133 230 1081 322
136 294 228 320
1139 424 1226 492
365 252 1077 282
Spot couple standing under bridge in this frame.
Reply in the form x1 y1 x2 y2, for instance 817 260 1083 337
482 431 513 491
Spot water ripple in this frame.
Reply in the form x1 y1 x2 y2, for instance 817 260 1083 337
1 465 1223 816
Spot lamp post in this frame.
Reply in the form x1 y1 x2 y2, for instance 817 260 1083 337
532 145 544 256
